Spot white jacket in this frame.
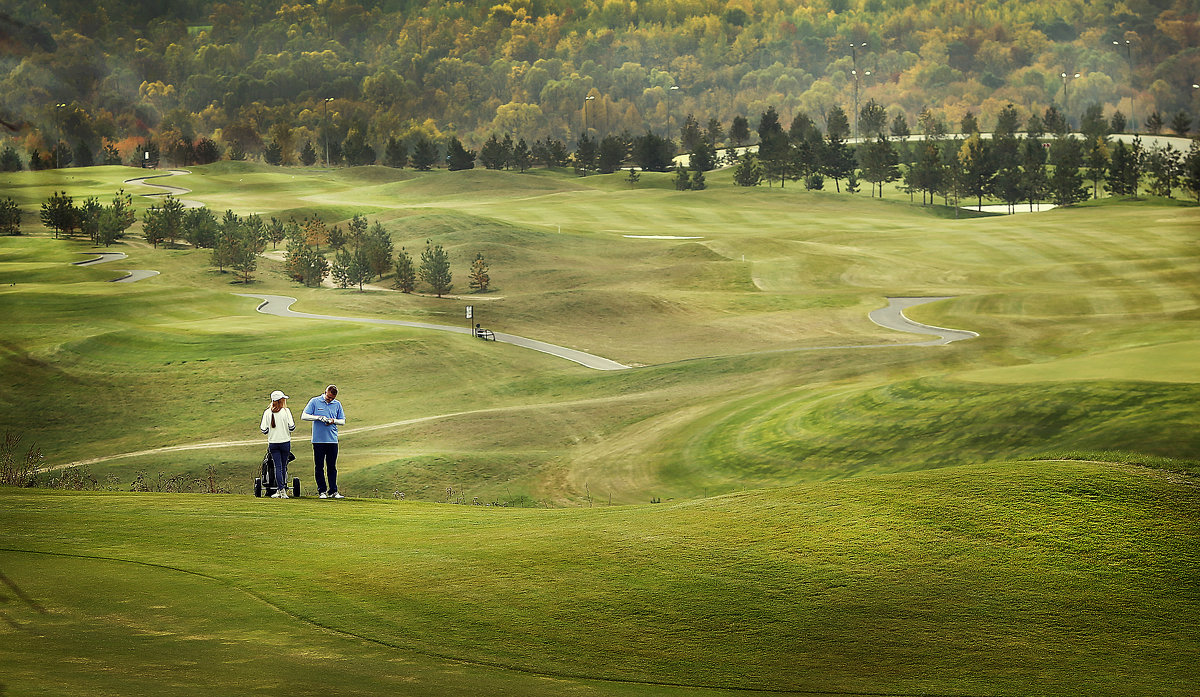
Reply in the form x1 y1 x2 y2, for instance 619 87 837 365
260 407 296 443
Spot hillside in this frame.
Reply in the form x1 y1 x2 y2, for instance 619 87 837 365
1 0 1197 168
1 165 1197 506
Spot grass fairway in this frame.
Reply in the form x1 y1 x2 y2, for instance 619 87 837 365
1 164 1198 694
3 458 1197 696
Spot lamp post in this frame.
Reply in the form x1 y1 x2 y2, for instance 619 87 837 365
849 42 867 139
1060 72 1080 129
54 103 66 169
1112 39 1134 130
584 95 595 137
666 84 679 141
323 97 333 167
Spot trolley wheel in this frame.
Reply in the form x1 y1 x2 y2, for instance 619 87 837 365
292 477 301 498
254 477 262 498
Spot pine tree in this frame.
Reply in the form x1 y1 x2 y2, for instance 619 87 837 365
674 165 691 190
332 246 371 291
597 135 627 174
574 133 597 173
1047 137 1087 205
1144 111 1164 135
78 197 103 244
956 133 992 208
365 221 394 279
468 253 490 292
394 247 416 292
40 191 78 238
732 152 763 187
1084 136 1110 199
1182 142 1200 203
0 146 22 171
0 197 22 235
729 115 750 146
384 137 407 168
419 241 453 297
184 207 219 249
300 141 317 166
446 137 475 171
994 103 1021 137
411 138 438 170
480 134 507 169
1144 146 1181 198
513 139 532 172
264 140 283 165
860 136 900 198
1020 135 1048 210
1169 111 1192 137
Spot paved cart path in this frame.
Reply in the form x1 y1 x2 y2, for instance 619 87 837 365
236 293 632 371
73 251 160 283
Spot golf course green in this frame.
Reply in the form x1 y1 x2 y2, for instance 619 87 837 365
1 163 1197 696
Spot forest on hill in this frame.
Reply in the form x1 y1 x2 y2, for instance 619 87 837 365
0 0 1197 167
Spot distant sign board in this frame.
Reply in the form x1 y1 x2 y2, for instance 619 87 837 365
466 305 473 319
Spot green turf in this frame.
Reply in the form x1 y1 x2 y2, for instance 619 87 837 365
2 458 1197 696
1 164 1197 695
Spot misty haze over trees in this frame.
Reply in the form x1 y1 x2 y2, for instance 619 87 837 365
0 0 1197 170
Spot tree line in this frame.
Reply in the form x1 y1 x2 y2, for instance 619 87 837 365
2 0 1197 175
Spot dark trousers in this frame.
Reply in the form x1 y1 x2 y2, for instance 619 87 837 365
314 442 339 494
268 442 290 490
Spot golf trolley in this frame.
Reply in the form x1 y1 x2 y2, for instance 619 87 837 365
254 449 301 498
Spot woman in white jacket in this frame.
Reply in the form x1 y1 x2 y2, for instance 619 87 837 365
260 390 296 498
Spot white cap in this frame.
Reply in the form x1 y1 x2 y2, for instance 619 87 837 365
270 390 288 401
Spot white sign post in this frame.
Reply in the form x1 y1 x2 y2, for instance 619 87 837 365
466 305 473 335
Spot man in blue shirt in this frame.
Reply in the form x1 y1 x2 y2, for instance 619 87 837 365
302 384 346 499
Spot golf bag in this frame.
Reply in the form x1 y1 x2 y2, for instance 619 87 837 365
255 448 300 498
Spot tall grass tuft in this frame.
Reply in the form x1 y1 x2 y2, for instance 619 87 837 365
0 432 43 487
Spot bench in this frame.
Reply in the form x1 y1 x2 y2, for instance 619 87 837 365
473 325 496 341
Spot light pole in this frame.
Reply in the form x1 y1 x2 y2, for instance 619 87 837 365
851 69 871 139
849 42 867 138
323 97 333 167
666 84 679 141
1060 72 1080 128
1112 39 1134 130
584 95 595 137
55 103 66 169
